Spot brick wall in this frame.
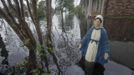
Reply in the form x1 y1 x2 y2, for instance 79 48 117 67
104 0 134 41
105 0 134 16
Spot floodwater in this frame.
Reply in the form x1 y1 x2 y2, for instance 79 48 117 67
0 14 134 74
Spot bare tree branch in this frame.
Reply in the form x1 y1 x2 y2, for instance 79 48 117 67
20 0 25 19
0 7 18 28
8 0 17 12
1 0 19 25
26 0 36 25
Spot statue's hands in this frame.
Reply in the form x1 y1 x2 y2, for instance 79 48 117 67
78 44 81 49
104 52 109 61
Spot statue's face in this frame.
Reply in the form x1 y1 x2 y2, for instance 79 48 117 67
94 18 101 28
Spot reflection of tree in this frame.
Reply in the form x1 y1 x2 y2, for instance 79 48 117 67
58 14 74 32
56 0 74 32
64 14 74 31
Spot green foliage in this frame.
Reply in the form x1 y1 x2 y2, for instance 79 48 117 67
16 58 28 72
42 73 51 75
56 0 74 13
32 66 50 75
48 47 53 52
73 5 87 27
73 5 85 17
20 39 30 47
37 1 46 19
36 44 47 59
32 68 40 75
14 58 50 75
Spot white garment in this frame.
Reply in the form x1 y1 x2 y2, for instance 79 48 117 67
85 29 101 62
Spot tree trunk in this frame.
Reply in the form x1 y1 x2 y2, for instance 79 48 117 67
26 45 37 75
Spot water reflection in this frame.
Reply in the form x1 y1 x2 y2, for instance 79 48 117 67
52 14 81 48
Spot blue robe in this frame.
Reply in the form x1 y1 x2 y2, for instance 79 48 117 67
80 27 110 65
